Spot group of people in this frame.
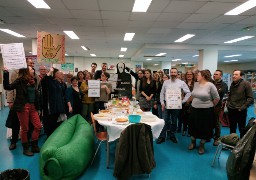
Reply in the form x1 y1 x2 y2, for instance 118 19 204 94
3 60 112 156
128 67 253 155
3 59 254 156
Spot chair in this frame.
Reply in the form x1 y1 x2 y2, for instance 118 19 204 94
90 113 108 167
211 141 235 167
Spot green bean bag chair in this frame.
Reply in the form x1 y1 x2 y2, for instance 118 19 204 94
40 114 94 180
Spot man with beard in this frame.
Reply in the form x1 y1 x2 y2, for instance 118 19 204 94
157 68 191 144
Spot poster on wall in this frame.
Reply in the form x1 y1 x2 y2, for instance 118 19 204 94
0 43 27 70
61 63 74 74
37 31 65 64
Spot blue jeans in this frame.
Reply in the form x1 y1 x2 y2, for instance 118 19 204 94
159 109 180 138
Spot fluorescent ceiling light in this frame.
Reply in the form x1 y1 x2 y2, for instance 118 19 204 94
90 54 96 57
0 29 25 37
132 0 152 12
225 0 256 15
174 34 195 42
182 62 188 65
155 53 166 56
224 54 241 58
146 58 152 61
120 47 127 52
27 0 50 9
224 61 230 62
63 31 79 39
124 33 135 41
65 53 68 56
154 64 159 66
192 55 199 57
81 46 89 51
172 59 181 62
224 36 254 43
119 55 124 57
230 60 238 62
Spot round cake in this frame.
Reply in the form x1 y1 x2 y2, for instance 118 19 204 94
116 117 128 122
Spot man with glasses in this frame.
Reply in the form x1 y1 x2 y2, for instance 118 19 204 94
94 63 107 80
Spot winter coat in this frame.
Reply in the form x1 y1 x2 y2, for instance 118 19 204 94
113 123 156 180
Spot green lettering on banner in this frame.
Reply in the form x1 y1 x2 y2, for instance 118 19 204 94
42 58 59 63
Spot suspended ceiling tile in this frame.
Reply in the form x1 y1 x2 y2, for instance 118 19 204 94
98 0 133 11
101 11 131 20
211 15 248 24
164 1 207 13
70 10 101 19
184 13 220 23
157 13 191 22
130 12 160 21
196 2 240 14
62 0 99 10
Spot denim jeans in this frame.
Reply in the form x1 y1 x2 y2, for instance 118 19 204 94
159 109 180 138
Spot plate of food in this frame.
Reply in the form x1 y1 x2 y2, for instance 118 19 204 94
112 117 129 125
99 109 111 113
140 114 157 122
94 113 112 120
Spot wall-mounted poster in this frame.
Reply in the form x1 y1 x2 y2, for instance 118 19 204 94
163 69 169 75
61 63 74 74
37 31 65 64
135 64 141 72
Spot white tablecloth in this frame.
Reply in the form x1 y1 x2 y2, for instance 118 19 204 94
95 112 164 142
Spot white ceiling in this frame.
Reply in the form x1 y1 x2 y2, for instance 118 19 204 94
0 0 256 66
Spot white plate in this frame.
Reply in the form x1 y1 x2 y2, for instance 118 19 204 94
140 114 157 122
112 117 129 125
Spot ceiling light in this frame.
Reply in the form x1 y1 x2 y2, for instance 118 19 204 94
0 29 25 37
154 64 159 66
119 55 124 57
120 47 127 52
90 54 96 57
174 34 195 42
27 0 50 9
225 0 256 15
224 36 254 43
63 31 79 39
182 62 188 65
124 33 135 41
172 59 181 62
224 61 230 62
192 55 199 57
81 46 89 51
146 58 152 61
65 53 69 56
224 54 241 58
132 0 152 12
230 60 238 62
155 53 166 56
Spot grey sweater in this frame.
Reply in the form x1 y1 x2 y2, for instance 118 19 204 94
192 82 219 108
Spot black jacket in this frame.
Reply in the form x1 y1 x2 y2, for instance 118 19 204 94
226 124 256 180
3 71 40 112
113 123 156 180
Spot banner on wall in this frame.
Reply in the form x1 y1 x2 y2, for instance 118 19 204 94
37 31 65 64
0 43 27 70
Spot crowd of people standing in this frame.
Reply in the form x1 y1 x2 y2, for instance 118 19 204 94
2 59 254 156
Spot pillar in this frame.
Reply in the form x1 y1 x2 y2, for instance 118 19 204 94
198 48 218 75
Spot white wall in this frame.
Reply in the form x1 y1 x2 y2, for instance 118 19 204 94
218 62 256 74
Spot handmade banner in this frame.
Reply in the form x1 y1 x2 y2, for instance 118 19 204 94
37 31 65 64
0 43 26 70
165 88 182 109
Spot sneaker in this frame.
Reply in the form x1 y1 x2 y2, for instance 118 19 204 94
9 143 16 150
170 136 178 143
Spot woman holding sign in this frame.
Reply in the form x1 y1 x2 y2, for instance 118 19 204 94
188 70 219 155
3 66 42 156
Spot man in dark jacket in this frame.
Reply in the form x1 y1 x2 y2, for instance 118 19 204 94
213 70 228 146
94 62 107 80
227 69 253 136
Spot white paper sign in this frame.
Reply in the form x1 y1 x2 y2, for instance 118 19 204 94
88 89 100 97
0 43 26 70
88 80 100 89
165 88 182 109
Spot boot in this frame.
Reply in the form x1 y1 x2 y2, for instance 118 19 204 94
31 140 40 153
22 143 34 156
198 142 205 155
9 143 16 150
188 139 196 150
